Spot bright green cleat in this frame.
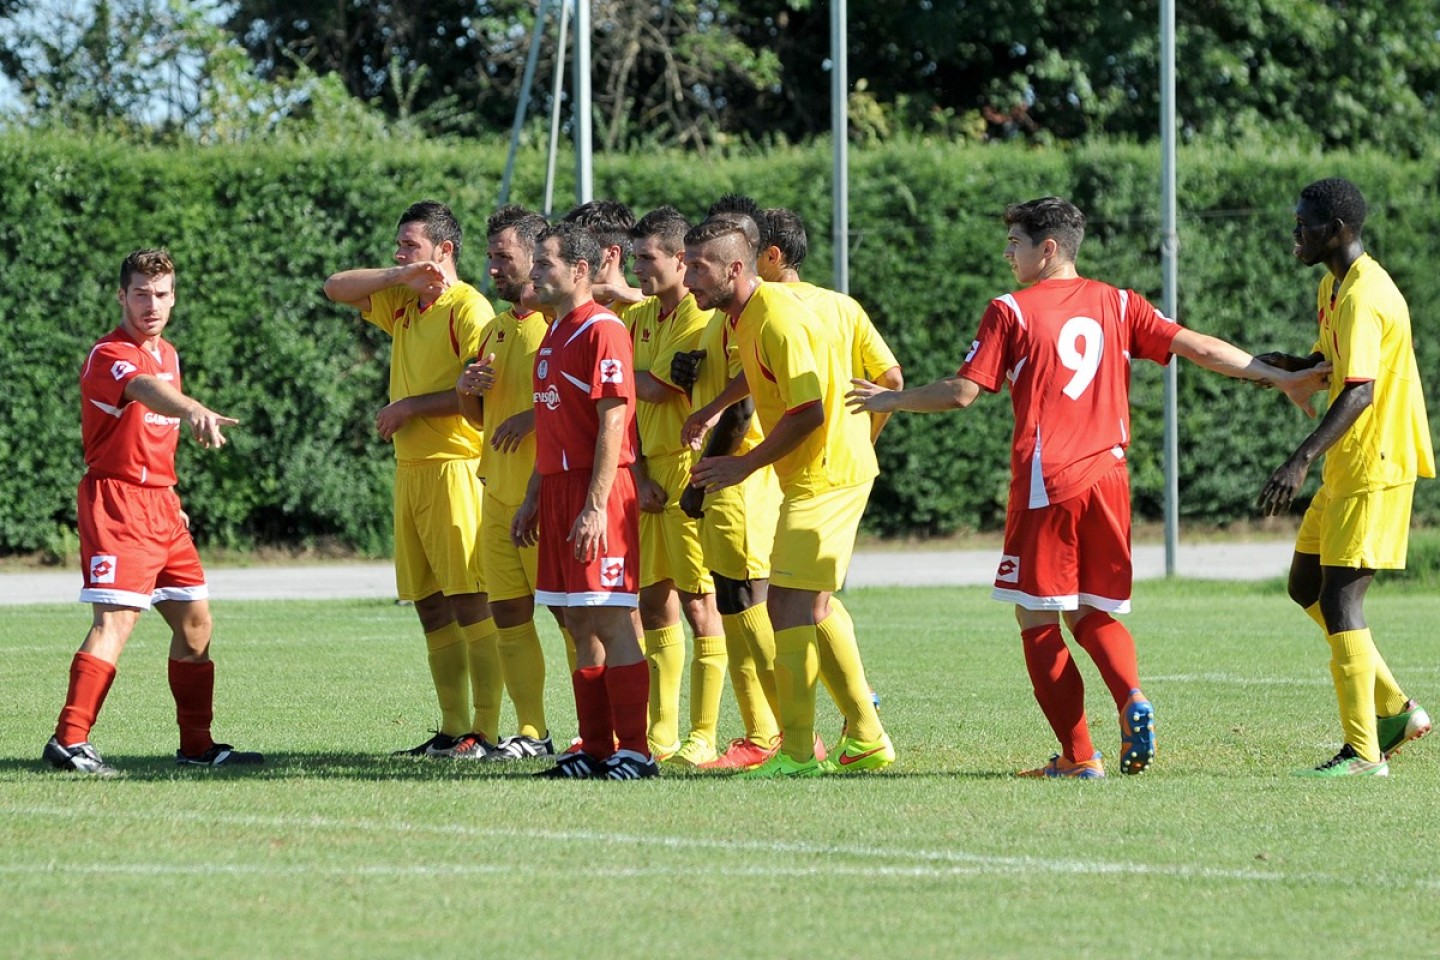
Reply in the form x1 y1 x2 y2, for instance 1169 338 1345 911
1377 700 1432 760
819 733 896 774
1294 744 1389 778
736 751 823 779
665 732 718 768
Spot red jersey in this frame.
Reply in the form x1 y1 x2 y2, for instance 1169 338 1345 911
959 277 1181 509
79 327 183 487
533 301 637 476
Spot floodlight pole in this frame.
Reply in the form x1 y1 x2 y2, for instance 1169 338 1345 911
543 0 571 217
499 0 552 208
830 0 849 293
573 0 594 205
1160 0 1180 576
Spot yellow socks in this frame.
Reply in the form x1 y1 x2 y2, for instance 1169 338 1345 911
423 621 471 736
497 620 548 740
773 624 819 761
816 598 884 743
1327 628 1382 762
1305 603 1407 720
644 624 686 751
722 611 779 745
461 618 502 742
735 602 780 721
560 626 578 675
689 634 728 747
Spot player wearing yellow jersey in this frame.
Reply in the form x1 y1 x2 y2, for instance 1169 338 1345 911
456 205 561 761
324 201 500 759
683 214 893 778
1258 178 1434 777
624 207 727 765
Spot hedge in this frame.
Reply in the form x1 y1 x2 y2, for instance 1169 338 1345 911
1 134 1436 556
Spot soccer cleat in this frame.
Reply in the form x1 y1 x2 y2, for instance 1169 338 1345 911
535 752 603 780
650 739 681 763
1294 743 1389 778
1017 751 1106 779
441 733 498 760
392 731 461 757
602 750 660 781
1377 700 1432 760
736 751 823 779
1119 691 1156 775
176 743 264 767
698 737 780 771
485 734 556 761
820 732 896 774
665 732 718 768
43 737 116 776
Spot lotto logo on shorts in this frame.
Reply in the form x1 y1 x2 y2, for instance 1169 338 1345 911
110 360 137 380
599 358 623 384
89 554 118 584
600 557 625 587
995 554 1020 583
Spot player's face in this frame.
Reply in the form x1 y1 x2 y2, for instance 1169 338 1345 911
487 228 533 303
1004 228 1046 285
1292 197 1334 267
117 271 175 344
394 221 444 266
632 235 684 298
683 242 735 311
529 237 575 307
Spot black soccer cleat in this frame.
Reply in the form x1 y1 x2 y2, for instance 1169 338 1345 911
44 736 116 776
392 731 461 757
176 743 264 767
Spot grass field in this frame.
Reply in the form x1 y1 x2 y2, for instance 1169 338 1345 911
3 579 1438 959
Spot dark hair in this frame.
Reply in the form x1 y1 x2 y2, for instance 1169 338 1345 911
1003 197 1086 262
630 205 691 255
487 204 548 247
707 193 762 220
760 208 808 269
684 214 760 264
537 220 603 273
562 200 636 267
399 200 463 263
1299 178 1367 234
119 248 175 290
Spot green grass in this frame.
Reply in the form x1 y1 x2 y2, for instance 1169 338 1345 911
3 580 1439 959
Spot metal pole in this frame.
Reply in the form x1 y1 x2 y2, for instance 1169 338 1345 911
830 0 849 293
543 0 571 217
1160 0 1180 576
499 0 552 208
573 0 594 204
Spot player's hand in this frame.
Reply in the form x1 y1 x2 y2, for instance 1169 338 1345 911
670 350 705 392
1257 452 1312 517
678 483 705 519
511 494 540 548
635 472 667 514
1274 363 1333 418
403 261 449 300
682 405 721 451
491 410 535 453
690 454 751 494
458 354 497 396
375 399 412 441
1254 351 1319 373
187 406 239 449
179 509 191 530
845 378 897 414
568 505 608 562
591 280 643 307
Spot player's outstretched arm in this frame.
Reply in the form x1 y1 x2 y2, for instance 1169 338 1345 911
1169 329 1331 417
124 375 239 449
846 375 980 415
323 262 448 311
867 365 905 442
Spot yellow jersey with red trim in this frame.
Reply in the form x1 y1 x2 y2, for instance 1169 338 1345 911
476 306 548 504
631 293 714 458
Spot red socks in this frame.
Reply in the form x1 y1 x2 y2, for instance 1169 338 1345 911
1021 624 1094 763
168 659 216 758
55 651 117 747
604 661 651 758
572 666 615 760
1072 612 1141 710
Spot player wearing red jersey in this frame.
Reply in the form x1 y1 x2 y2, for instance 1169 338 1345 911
848 197 1327 778
513 221 656 780
325 201 500 760
45 249 263 774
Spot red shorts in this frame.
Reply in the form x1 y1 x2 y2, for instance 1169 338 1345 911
535 468 640 608
77 475 208 609
992 461 1131 613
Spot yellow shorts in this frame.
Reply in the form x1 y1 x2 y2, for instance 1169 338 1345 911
480 491 539 603
1295 482 1414 570
393 459 485 601
639 451 713 594
769 480 873 592
700 465 781 582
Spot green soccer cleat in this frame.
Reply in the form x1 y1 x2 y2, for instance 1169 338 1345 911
1377 700 1432 760
736 751 823 779
819 733 896 774
1294 744 1389 778
665 732 718 768
1017 751 1106 779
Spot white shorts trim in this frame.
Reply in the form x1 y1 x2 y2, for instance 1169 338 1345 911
80 588 155 610
153 585 210 604
535 589 639 609
1077 592 1130 614
990 587 1130 614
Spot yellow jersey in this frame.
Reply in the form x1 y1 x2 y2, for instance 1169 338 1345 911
476 306 548 505
1313 254 1434 495
631 293 714 459
363 281 494 463
694 310 765 457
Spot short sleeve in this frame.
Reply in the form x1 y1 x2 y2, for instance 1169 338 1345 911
453 293 494 362
361 286 404 335
763 316 823 413
853 309 899 380
1333 299 1382 383
589 318 635 402
1124 290 1182 365
957 301 1013 393
82 341 145 409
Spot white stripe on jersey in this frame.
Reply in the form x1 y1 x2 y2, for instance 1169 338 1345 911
997 293 1024 328
561 371 590 392
563 312 624 347
1028 425 1049 509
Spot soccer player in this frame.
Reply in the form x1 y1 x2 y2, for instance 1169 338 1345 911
323 201 501 760
847 196 1327 778
683 214 894 778
1257 177 1434 777
562 199 637 310
455 205 559 760
45 249 263 774
625 206 727 765
513 221 656 781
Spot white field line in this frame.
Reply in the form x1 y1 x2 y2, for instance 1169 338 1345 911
5 804 1438 891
